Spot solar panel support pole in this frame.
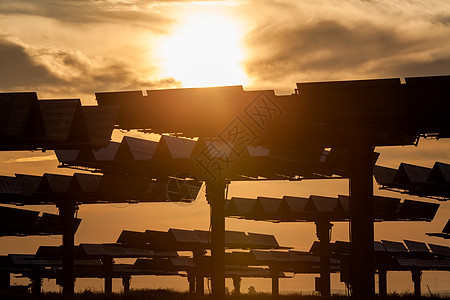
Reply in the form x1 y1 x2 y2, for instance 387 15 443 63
270 266 279 297
187 272 195 294
232 276 241 295
315 217 332 297
378 269 387 298
206 179 227 299
102 257 113 294
122 275 131 293
193 249 205 295
59 200 77 296
349 137 375 300
31 266 42 297
411 269 422 297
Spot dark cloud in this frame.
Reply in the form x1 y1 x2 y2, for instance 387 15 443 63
244 19 436 81
0 36 179 96
0 38 62 90
0 0 173 32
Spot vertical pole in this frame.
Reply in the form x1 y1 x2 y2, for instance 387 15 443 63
187 272 195 294
122 276 130 293
349 139 375 299
271 267 279 297
315 217 332 297
193 249 204 295
378 269 387 298
232 276 241 295
411 270 422 297
103 257 113 294
0 270 10 289
206 179 226 299
60 201 76 296
31 267 42 297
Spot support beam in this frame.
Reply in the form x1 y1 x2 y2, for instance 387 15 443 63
271 267 279 297
193 249 205 295
59 201 77 296
103 257 113 294
378 269 387 298
411 269 422 297
187 273 195 294
349 139 375 299
232 276 241 295
315 217 332 297
122 276 131 293
206 179 227 299
31 267 42 297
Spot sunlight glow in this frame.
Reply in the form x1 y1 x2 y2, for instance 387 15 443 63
158 12 247 87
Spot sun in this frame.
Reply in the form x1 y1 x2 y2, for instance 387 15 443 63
158 12 247 87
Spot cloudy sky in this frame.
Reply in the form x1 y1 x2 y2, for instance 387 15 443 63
0 0 449 294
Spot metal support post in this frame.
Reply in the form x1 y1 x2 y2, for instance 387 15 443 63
193 249 205 295
103 257 113 294
206 179 227 299
31 267 42 297
411 269 422 297
378 269 387 298
349 139 375 299
270 266 280 297
59 200 77 296
187 272 195 294
122 276 130 293
0 270 10 289
232 276 241 295
315 217 333 297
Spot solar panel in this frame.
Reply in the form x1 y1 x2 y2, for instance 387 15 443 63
155 135 197 160
281 196 309 213
307 195 338 213
37 173 72 193
393 163 432 185
403 240 430 255
428 162 450 184
114 136 158 161
373 196 401 220
396 199 439 221
428 244 450 257
68 173 102 193
35 212 81 235
169 228 205 244
226 197 255 216
255 197 281 214
39 99 81 141
0 92 38 138
373 165 397 186
381 240 408 254
442 219 450 234
247 233 279 249
82 105 118 147
116 230 147 245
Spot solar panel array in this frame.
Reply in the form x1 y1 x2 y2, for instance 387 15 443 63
0 92 118 150
0 206 81 236
311 239 450 271
116 228 285 250
374 162 450 200
95 76 450 148
225 195 439 222
0 172 201 205
55 135 379 182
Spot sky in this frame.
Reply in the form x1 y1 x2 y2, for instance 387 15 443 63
0 0 449 294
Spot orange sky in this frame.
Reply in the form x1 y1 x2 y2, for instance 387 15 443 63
0 0 449 294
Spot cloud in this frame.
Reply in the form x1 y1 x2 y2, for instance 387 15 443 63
0 36 180 98
3 155 57 163
240 0 450 90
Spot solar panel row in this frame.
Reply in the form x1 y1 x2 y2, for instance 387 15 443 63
0 93 118 150
225 195 439 222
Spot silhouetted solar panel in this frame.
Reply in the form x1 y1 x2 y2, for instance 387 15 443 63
37 173 72 193
428 162 450 184
155 135 197 160
116 230 148 245
373 196 401 220
426 219 450 239
35 212 81 235
443 219 450 234
403 240 430 255
373 165 397 186
80 244 155 258
396 199 439 221
381 240 408 254
248 233 279 249
115 136 158 161
226 197 255 216
82 105 118 146
393 163 432 185
15 174 41 193
39 99 83 141
68 173 102 193
428 244 450 257
306 195 338 213
253 197 281 217
281 196 309 213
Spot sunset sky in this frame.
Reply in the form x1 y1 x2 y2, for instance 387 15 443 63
0 0 449 294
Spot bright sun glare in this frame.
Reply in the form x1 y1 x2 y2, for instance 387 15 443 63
159 12 247 87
